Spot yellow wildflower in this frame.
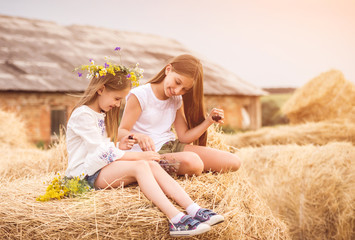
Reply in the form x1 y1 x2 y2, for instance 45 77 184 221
36 173 90 202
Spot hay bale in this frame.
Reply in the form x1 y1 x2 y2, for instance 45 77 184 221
0 109 67 179
282 70 355 124
0 171 290 240
238 142 355 240
0 108 30 147
224 119 355 148
0 135 67 180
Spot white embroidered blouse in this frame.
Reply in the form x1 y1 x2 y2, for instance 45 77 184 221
65 105 124 178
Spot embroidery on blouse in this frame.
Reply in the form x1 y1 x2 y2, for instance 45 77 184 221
99 147 117 164
98 119 105 136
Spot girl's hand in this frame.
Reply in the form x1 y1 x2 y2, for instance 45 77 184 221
208 108 224 124
140 151 161 161
134 133 156 152
118 134 136 150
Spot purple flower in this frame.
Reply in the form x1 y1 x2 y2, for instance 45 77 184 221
126 74 131 78
89 58 93 62
78 72 82 77
114 47 121 51
104 62 109 68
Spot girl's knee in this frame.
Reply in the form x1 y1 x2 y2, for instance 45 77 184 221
133 160 151 174
179 152 204 176
230 154 242 171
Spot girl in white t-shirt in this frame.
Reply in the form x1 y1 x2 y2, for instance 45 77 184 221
66 58 223 237
118 54 241 176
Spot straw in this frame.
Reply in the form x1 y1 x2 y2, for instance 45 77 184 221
0 170 290 239
238 142 355 240
282 69 355 124
224 119 355 148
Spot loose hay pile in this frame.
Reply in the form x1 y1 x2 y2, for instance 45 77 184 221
0 133 67 180
0 108 29 147
207 124 230 151
0 108 67 180
0 171 290 240
224 119 355 148
282 69 355 124
238 142 355 240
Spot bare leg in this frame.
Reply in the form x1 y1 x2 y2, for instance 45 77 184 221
147 161 194 209
160 152 204 176
184 145 241 172
95 160 181 219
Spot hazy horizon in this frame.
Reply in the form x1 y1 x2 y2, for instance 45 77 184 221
1 0 354 88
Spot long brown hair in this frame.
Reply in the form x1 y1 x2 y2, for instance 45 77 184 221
71 73 131 144
148 54 206 146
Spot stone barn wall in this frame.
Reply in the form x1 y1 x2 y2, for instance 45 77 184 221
0 92 78 144
0 92 262 144
204 95 261 130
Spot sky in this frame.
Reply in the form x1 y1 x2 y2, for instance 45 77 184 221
1 0 354 88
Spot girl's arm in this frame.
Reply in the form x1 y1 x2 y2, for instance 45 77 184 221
118 94 156 151
117 94 141 139
174 107 224 144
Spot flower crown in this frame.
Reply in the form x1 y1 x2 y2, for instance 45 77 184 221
75 47 143 87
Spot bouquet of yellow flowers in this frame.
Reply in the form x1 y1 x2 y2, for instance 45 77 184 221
37 173 91 202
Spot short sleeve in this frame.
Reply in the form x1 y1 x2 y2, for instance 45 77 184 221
127 86 147 111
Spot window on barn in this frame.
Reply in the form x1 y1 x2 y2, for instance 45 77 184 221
50 107 67 140
241 107 251 129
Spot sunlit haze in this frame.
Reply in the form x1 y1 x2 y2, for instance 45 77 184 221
1 0 354 88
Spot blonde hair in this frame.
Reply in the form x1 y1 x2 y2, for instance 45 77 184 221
71 73 131 144
148 54 207 146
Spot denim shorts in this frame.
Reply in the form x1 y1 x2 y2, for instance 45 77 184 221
158 139 186 154
85 170 101 190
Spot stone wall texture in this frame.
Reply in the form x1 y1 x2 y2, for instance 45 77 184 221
0 92 261 143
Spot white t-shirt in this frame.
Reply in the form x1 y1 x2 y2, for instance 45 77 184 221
127 83 182 152
65 105 125 178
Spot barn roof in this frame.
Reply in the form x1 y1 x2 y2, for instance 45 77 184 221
0 15 266 96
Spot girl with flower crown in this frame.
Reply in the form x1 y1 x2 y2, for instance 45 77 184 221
117 54 241 176
65 57 224 237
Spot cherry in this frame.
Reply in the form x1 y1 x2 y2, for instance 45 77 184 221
212 115 222 122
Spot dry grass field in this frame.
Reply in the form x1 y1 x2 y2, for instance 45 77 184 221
0 111 291 240
1 70 354 240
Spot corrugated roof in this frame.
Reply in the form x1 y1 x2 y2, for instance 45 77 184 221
0 15 266 96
